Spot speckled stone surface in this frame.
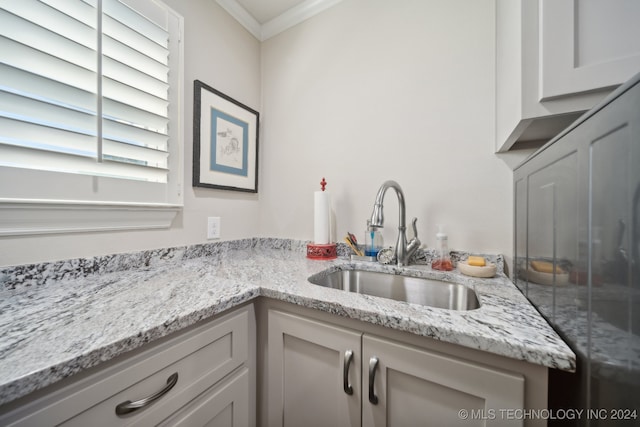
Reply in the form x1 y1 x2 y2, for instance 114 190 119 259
0 238 575 407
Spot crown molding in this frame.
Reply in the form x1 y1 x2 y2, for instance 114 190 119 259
261 0 343 40
216 0 343 41
216 0 262 40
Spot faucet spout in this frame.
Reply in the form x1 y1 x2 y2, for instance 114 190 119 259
369 180 419 266
370 180 405 229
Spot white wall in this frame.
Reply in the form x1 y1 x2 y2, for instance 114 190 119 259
259 0 525 258
0 0 533 267
0 0 262 266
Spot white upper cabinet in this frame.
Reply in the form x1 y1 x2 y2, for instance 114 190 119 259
539 0 640 100
496 0 640 152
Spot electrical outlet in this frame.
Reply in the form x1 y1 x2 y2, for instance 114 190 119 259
207 217 221 239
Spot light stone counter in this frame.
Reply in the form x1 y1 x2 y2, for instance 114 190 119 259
0 238 575 406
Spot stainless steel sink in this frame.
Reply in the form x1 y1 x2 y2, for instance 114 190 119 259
308 269 480 310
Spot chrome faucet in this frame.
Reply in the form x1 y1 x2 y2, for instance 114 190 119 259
370 180 421 266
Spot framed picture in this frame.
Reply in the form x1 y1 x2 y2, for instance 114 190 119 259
193 80 259 193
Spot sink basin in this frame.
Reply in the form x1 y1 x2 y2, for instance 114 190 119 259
308 269 480 311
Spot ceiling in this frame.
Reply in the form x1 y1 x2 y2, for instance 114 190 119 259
216 0 343 41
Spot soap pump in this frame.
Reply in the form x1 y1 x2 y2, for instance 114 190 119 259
365 219 383 257
431 225 453 271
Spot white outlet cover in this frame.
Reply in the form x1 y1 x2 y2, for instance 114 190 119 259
207 217 221 239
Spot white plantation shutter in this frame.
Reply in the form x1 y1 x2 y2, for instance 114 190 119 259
0 0 183 235
0 0 99 171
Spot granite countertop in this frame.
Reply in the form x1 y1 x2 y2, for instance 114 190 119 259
0 238 576 407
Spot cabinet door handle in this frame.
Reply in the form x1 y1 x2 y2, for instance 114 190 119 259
115 372 178 416
368 356 379 405
343 350 354 395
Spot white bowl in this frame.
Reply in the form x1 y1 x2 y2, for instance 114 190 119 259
458 261 497 278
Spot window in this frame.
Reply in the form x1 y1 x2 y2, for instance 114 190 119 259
0 0 183 235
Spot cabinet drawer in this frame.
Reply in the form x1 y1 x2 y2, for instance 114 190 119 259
1 306 251 427
158 367 250 427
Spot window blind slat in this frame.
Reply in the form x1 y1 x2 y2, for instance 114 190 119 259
0 116 96 157
0 1 96 46
0 11 96 71
80 0 98 8
0 64 96 113
103 56 168 100
0 90 96 136
102 77 168 117
104 0 168 47
103 35 168 83
103 98 168 134
102 138 168 168
41 0 97 27
0 5 95 55
103 119 168 151
0 37 96 93
1 145 95 171
0 145 167 182
103 14 167 64
100 158 168 182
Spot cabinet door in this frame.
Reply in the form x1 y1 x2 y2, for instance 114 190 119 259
540 0 640 100
267 310 361 427
362 335 525 427
158 367 249 427
525 149 580 322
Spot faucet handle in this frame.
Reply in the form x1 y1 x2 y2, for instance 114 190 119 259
410 217 418 239
406 217 421 262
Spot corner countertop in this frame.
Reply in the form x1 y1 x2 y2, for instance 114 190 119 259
0 238 575 407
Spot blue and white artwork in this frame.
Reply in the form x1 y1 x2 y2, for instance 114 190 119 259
210 108 248 176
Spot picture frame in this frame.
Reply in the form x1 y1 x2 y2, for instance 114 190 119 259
193 80 259 193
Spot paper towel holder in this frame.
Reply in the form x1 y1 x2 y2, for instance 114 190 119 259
307 177 337 259
306 243 337 260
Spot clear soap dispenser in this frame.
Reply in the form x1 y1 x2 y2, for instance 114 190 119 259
365 220 383 257
431 225 453 271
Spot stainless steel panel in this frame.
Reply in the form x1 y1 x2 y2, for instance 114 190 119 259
514 72 640 425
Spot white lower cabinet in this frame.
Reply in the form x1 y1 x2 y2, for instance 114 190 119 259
267 309 527 427
267 310 361 427
362 335 524 427
0 304 255 427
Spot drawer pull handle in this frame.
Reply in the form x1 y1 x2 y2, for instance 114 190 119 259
368 356 379 405
115 372 178 416
343 350 354 395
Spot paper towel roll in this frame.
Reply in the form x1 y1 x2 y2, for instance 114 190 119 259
314 191 330 244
